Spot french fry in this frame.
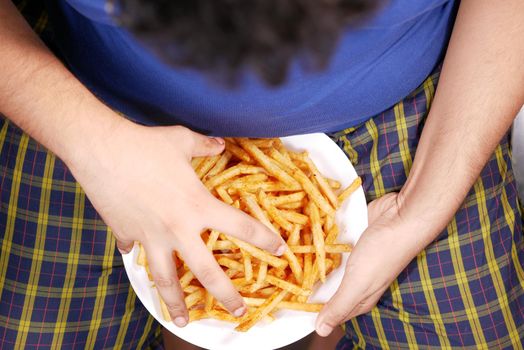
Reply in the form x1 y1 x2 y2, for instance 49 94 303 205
217 257 244 271
204 164 266 189
203 151 232 180
216 186 234 204
225 139 252 163
268 192 306 207
137 243 147 266
258 191 294 232
195 154 221 179
242 250 253 282
338 177 362 205
158 291 171 321
289 244 353 254
327 178 341 189
265 275 310 297
191 157 205 170
280 210 309 225
309 202 326 282
244 297 323 312
185 289 205 309
269 148 335 216
179 270 195 288
226 235 288 270
240 192 278 233
235 290 288 332
189 309 208 322
237 138 300 187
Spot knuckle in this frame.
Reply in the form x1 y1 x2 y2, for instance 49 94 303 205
154 277 175 288
220 293 241 310
239 220 257 241
165 301 186 314
196 266 220 286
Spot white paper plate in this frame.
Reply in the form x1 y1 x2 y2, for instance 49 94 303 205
122 133 368 350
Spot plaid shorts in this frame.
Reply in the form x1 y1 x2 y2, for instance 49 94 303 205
2 1 524 349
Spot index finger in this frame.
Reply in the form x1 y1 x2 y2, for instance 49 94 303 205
178 237 247 317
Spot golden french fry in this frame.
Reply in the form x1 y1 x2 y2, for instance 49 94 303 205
228 181 300 194
137 243 147 266
235 290 288 332
327 178 341 189
338 177 362 205
206 230 220 250
191 157 205 170
225 139 252 163
250 138 278 148
283 248 303 284
237 138 300 187
185 288 205 309
203 151 232 181
216 186 234 204
183 285 201 294
265 275 310 297
280 210 309 225
158 290 171 321
250 262 268 293
179 270 195 288
268 192 306 207
217 257 244 271
323 214 335 233
289 244 353 254
287 224 302 246
242 250 253 282
300 154 339 209
325 225 339 244
204 164 266 189
226 235 288 269
277 201 304 210
257 191 294 232
189 309 208 322
240 192 278 233
195 154 221 179
269 148 335 216
244 297 323 312
309 202 326 282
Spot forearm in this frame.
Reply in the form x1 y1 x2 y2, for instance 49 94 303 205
397 0 524 253
0 0 124 165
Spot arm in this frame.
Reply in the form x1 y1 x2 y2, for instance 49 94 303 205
0 0 286 325
316 0 524 335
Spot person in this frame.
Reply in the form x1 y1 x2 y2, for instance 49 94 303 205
0 0 523 348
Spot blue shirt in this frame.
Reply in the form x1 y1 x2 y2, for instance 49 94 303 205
44 0 457 137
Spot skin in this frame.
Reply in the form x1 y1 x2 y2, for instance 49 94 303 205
1 0 523 342
315 0 524 337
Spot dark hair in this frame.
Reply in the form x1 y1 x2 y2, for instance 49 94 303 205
118 0 379 86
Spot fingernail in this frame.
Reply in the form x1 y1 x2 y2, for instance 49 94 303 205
118 248 131 255
174 316 187 327
317 323 333 337
276 245 287 256
233 306 246 317
211 137 225 145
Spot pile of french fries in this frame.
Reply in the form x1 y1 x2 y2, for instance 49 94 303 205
136 137 362 332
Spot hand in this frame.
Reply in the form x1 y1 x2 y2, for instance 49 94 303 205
315 193 420 336
67 117 287 327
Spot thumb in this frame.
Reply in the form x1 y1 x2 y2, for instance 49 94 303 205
116 239 134 255
187 130 225 158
